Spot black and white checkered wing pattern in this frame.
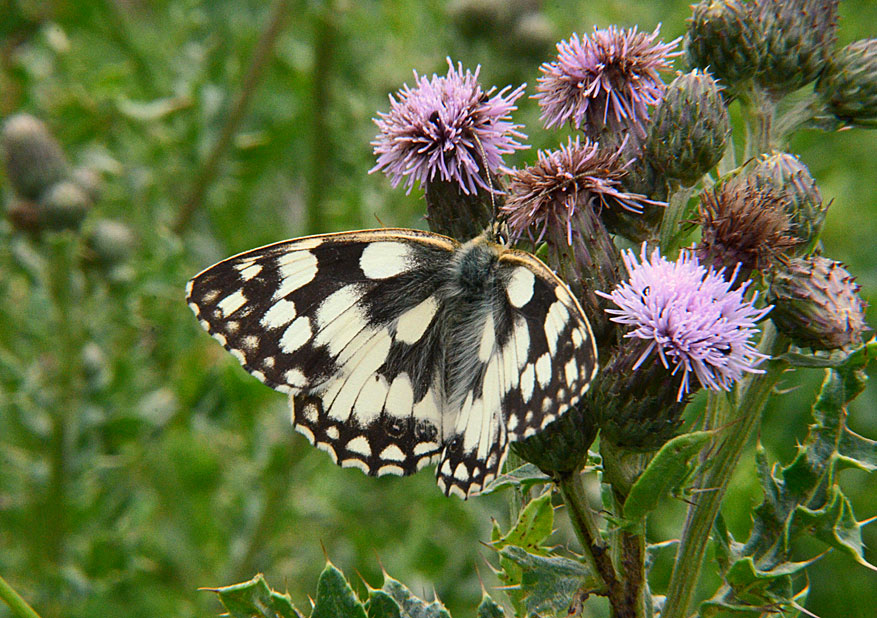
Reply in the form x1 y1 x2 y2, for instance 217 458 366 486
187 229 458 479
187 228 598 499
433 248 598 497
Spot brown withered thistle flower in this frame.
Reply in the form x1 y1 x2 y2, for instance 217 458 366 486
696 177 799 284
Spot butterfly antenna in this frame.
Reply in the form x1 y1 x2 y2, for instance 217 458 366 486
472 133 502 240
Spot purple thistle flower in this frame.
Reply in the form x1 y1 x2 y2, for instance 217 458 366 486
371 58 527 195
535 26 680 138
597 245 772 400
501 136 660 244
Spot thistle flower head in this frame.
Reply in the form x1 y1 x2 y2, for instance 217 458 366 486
685 0 760 92
501 137 658 244
371 58 527 195
756 0 839 96
535 26 680 137
768 256 870 350
816 38 877 129
597 245 772 400
696 176 799 282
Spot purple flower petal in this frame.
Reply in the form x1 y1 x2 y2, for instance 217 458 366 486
535 26 680 135
371 58 527 195
597 245 772 400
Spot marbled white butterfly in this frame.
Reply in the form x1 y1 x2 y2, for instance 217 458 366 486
187 227 597 498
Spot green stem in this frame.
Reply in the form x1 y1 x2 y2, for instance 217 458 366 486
172 0 291 233
659 185 694 255
557 472 635 616
601 440 652 618
43 235 80 565
661 323 789 618
0 573 43 618
619 528 649 618
743 88 777 158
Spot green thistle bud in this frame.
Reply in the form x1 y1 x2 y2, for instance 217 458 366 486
685 0 760 91
1 114 70 200
86 219 136 265
511 405 597 475
39 180 91 232
72 166 103 204
768 256 870 350
755 0 839 96
590 341 687 450
816 38 877 128
645 70 730 187
603 157 668 243
751 152 826 251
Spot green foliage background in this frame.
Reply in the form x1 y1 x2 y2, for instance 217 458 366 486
0 1 874 616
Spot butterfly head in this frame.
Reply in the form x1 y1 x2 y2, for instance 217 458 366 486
482 220 512 247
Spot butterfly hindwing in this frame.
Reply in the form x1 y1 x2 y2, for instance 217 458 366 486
187 228 598 498
432 247 598 497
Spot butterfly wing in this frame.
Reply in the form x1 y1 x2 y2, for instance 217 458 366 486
497 249 598 440
433 244 599 498
187 228 459 477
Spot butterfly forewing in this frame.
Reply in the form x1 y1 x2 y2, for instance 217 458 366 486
187 228 597 498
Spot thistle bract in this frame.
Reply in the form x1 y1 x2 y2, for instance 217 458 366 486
590 339 688 450
768 256 870 350
751 152 826 251
645 69 729 187
816 38 877 128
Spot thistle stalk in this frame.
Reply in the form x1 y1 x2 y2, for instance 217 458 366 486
0 573 43 618
661 323 789 618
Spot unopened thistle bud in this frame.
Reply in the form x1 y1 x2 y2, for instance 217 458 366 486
697 176 799 282
589 341 688 450
768 256 870 350
39 180 91 232
755 0 839 96
645 70 730 187
1 114 69 200
751 152 826 251
685 0 760 92
512 406 597 474
816 38 877 128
